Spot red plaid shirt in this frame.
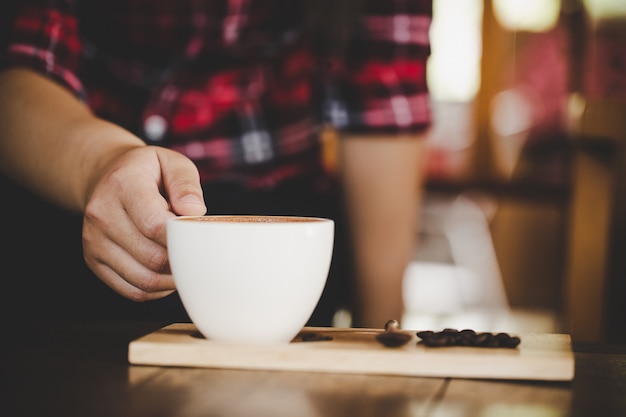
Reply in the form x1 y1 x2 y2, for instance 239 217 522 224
3 0 432 189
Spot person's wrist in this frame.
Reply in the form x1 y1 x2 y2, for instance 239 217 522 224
69 118 146 212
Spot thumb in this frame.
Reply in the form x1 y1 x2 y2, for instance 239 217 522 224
158 149 207 216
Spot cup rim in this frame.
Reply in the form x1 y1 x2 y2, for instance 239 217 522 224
168 215 334 224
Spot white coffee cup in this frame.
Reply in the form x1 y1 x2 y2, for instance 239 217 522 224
167 215 334 345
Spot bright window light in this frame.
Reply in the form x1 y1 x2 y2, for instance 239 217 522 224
493 0 561 32
427 0 483 102
583 0 626 20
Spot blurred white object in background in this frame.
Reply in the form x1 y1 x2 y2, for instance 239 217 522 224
403 262 484 315
403 193 510 331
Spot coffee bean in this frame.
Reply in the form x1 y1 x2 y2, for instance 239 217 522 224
427 333 451 347
376 319 412 348
416 330 434 339
503 336 521 348
459 329 476 338
472 332 490 346
376 331 412 348
457 329 475 346
485 335 500 348
416 329 521 348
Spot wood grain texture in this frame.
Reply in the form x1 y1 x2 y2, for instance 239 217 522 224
129 324 575 381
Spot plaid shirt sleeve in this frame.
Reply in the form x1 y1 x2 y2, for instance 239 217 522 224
328 0 432 135
1 0 86 101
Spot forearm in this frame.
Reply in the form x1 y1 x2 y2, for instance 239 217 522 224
0 68 146 212
340 134 427 328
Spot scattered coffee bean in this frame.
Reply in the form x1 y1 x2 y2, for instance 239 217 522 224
376 332 412 348
501 334 521 348
376 319 412 348
384 319 401 332
416 329 521 348
473 332 490 346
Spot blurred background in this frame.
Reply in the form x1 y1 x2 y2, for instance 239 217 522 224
1 0 625 344
396 0 626 343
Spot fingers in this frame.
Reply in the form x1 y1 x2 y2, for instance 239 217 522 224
83 195 176 300
82 146 204 301
84 231 176 301
89 260 176 302
121 148 205 247
87 261 176 302
157 148 207 216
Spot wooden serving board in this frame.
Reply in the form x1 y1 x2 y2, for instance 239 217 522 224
128 324 575 381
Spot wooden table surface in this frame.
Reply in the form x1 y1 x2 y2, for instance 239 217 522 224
2 319 625 417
